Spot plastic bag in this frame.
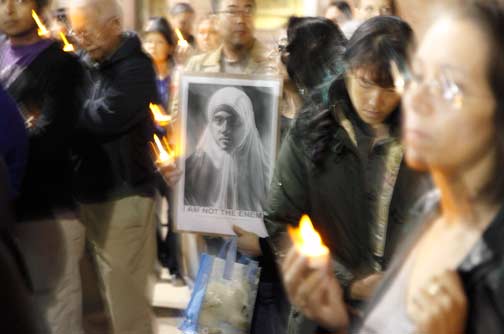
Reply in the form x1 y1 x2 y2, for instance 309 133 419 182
180 238 261 334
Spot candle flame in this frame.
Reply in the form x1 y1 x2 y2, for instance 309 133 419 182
175 28 189 47
289 215 329 257
151 134 175 165
59 32 75 52
32 10 50 38
150 103 172 126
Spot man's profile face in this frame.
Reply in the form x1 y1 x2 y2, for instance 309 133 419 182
69 7 120 62
217 0 255 49
210 108 245 152
0 0 37 38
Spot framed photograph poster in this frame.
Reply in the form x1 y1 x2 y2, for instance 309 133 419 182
174 73 282 237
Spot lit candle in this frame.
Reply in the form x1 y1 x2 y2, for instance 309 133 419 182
151 134 175 166
288 215 330 269
150 103 172 126
59 32 75 53
32 10 50 38
175 28 190 48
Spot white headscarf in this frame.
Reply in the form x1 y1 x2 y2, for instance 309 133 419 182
194 87 271 211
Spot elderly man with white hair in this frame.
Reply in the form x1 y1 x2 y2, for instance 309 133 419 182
68 0 159 333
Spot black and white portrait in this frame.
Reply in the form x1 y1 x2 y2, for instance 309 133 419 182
175 74 282 237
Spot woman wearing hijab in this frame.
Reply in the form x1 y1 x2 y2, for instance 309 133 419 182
185 87 271 212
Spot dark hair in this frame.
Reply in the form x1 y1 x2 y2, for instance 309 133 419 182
345 15 413 88
328 1 353 19
293 16 413 164
283 16 347 92
170 2 195 16
35 0 49 9
144 17 176 48
461 1 504 201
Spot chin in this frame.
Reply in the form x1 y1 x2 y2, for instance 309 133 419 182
405 149 430 172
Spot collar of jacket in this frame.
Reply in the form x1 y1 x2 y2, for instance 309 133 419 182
198 39 268 73
458 198 504 289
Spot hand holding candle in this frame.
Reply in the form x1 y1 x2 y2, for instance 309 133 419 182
288 215 330 269
282 215 349 330
150 103 172 126
175 28 190 48
151 134 175 167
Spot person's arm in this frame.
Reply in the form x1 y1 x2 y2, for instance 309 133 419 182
234 132 308 258
0 89 28 199
79 58 156 136
264 132 310 258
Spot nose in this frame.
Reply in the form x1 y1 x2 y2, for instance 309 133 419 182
367 88 381 108
234 13 246 24
4 0 15 15
219 120 232 134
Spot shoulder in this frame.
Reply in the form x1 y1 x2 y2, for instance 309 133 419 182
185 53 208 72
41 42 81 69
185 47 222 72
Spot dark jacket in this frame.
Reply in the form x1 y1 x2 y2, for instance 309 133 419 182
359 192 504 333
0 87 27 199
73 32 158 202
2 41 84 221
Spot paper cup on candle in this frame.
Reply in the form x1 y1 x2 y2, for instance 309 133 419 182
288 215 330 269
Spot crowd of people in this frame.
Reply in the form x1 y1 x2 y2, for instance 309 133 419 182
1 0 503 333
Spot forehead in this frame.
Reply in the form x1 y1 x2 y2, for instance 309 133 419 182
175 11 194 19
220 0 255 8
214 109 236 117
360 0 391 8
69 6 98 26
417 17 489 78
144 32 165 41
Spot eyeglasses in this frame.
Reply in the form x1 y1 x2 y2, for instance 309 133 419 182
68 27 102 42
391 61 467 109
68 18 114 42
219 7 255 18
